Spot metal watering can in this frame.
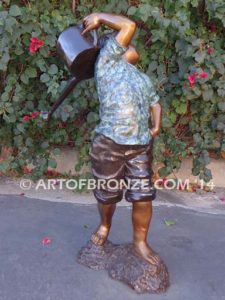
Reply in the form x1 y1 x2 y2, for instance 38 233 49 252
47 24 100 121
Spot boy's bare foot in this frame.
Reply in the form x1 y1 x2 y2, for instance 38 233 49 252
133 241 161 265
91 224 110 246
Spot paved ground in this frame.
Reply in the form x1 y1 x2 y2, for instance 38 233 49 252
0 194 225 300
1 176 225 214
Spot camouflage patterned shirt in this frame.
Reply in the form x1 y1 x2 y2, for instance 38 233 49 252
94 36 159 145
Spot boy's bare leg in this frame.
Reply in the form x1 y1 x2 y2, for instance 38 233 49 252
132 201 160 265
91 202 116 246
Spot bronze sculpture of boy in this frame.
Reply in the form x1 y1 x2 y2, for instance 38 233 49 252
82 12 162 266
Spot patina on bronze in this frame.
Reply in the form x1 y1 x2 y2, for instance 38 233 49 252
76 13 169 294
47 24 100 121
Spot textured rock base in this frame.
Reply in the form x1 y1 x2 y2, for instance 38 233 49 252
77 241 170 294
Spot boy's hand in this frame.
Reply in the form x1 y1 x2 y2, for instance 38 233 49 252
149 103 162 138
82 13 101 35
150 127 160 138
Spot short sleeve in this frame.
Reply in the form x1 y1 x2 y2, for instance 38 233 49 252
101 36 128 60
143 74 160 106
149 86 160 106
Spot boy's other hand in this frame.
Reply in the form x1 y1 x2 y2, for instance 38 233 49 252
150 127 160 138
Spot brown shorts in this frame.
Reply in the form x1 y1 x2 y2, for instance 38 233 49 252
90 133 156 204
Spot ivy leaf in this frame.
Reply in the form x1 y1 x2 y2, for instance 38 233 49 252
48 64 58 75
148 61 158 72
26 67 37 78
191 0 199 7
191 38 203 47
164 219 176 226
40 73 50 83
48 158 57 168
169 74 180 84
163 18 171 28
200 168 212 182
8 114 16 122
52 148 61 156
162 117 172 128
140 4 152 22
87 112 99 124
217 89 225 97
168 112 177 123
127 6 137 15
193 133 202 144
0 53 10 71
14 47 24 55
25 137 33 147
9 5 22 17
158 167 170 177
5 106 14 114
17 123 25 133
5 17 17 34
215 61 225 75
192 86 202 96
36 59 47 72
194 50 206 63
21 73 29 84
175 39 188 53
218 102 225 112
64 105 73 113
61 111 69 122
83 224 90 229
217 122 225 131
202 89 213 101
41 141 49 149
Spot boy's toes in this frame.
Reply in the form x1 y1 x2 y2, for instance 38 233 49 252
91 232 106 246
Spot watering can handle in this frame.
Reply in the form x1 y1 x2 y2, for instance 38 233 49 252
92 29 98 47
80 22 98 47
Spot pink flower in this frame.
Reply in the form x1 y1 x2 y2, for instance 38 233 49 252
188 75 196 87
207 48 214 54
31 111 40 119
199 71 208 79
29 37 44 54
187 72 198 87
22 115 30 122
41 237 52 245
220 197 225 203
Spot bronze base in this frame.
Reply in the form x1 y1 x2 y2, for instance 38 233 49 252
77 240 170 294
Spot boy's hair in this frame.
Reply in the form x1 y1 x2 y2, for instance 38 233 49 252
97 31 117 48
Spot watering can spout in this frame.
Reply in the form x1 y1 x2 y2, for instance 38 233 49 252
47 77 80 122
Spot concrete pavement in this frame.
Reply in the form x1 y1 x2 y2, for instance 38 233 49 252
0 176 225 215
0 194 225 300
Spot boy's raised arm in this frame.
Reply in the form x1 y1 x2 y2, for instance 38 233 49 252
82 12 136 47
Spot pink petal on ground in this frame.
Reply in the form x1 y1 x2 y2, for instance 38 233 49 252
41 237 52 245
20 193 25 196
220 197 225 203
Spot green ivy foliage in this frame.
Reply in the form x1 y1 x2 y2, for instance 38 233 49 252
0 0 224 182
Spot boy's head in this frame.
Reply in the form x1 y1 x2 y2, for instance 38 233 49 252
98 31 139 65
